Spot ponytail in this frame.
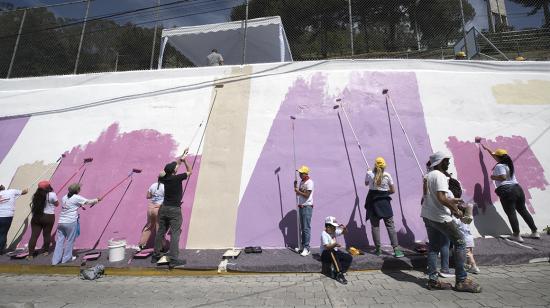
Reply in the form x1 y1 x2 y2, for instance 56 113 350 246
499 154 515 178
31 187 51 216
374 166 384 187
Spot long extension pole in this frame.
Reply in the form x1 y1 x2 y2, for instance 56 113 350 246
290 115 301 250
335 99 370 169
383 90 424 176
385 98 405 221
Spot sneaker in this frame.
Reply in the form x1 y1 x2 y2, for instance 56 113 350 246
438 271 455 278
374 246 382 256
393 248 405 258
294 247 302 254
335 273 348 285
468 266 480 274
168 258 186 269
529 231 541 239
426 280 453 290
150 254 160 264
455 278 481 293
300 248 310 257
509 234 524 243
71 256 77 262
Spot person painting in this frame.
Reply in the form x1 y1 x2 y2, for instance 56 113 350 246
480 145 540 242
151 149 192 268
294 165 314 257
320 216 352 285
27 181 59 259
0 184 28 255
52 183 99 265
137 174 165 251
364 157 404 258
420 151 481 293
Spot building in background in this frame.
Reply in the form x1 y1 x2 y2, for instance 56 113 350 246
467 0 509 32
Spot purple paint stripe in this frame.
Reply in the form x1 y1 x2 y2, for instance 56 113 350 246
235 72 433 248
0 117 29 164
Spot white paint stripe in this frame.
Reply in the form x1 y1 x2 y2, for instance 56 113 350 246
500 236 535 249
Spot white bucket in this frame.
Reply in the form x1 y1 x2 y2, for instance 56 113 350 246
108 238 127 262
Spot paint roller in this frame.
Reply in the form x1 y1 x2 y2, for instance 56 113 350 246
88 168 142 208
382 89 424 176
333 98 370 169
57 157 94 193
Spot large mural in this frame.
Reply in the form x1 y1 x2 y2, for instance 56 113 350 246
0 61 549 249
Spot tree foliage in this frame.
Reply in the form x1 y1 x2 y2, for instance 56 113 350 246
510 0 550 27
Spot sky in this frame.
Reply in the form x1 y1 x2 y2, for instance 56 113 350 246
2 0 545 30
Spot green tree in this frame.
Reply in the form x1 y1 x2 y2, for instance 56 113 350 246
510 0 550 27
412 0 475 49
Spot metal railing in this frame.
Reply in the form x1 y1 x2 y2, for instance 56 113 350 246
0 0 548 79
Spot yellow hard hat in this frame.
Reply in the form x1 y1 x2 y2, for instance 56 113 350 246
493 149 508 156
348 246 361 256
297 165 310 174
375 157 386 169
515 56 525 61
456 51 466 58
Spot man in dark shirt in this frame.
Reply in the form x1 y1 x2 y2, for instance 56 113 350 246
152 149 192 268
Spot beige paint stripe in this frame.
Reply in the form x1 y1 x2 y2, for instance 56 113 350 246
186 66 252 249
6 162 57 249
492 80 550 105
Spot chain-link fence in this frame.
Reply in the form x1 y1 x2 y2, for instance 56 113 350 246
1 0 549 79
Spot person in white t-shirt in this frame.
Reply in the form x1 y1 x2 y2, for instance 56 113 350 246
138 174 166 250
206 49 224 66
480 145 539 242
421 151 481 293
294 165 314 257
27 180 59 259
0 184 28 254
364 157 404 258
320 216 351 285
52 183 100 265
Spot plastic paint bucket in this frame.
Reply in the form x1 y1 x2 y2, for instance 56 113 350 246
108 238 127 262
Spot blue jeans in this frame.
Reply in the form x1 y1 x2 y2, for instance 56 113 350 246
299 206 313 249
0 216 14 254
440 236 451 273
52 222 78 265
423 218 467 282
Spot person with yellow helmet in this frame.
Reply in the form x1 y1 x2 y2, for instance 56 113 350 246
294 165 314 257
364 157 404 258
455 51 467 60
481 144 540 242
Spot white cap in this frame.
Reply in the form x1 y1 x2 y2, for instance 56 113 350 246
429 151 451 168
324 216 339 227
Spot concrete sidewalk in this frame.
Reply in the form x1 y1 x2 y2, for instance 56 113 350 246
0 263 549 307
1 235 548 275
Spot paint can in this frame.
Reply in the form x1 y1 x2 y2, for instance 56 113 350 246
108 238 127 262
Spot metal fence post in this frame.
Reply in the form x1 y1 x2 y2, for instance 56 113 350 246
6 9 27 79
459 0 469 58
348 0 354 56
241 0 249 65
150 0 160 70
74 0 91 74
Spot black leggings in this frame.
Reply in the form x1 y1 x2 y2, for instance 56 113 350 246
321 249 352 274
496 184 537 235
28 214 55 255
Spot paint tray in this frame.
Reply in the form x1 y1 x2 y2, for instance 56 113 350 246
10 251 29 259
82 252 101 261
222 249 241 259
134 248 154 259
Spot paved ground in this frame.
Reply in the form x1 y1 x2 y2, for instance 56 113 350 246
0 263 549 308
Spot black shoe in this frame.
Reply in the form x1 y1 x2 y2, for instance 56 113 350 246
150 254 160 264
335 273 348 285
168 258 186 269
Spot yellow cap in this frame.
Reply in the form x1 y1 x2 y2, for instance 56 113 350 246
348 246 361 256
456 51 466 58
297 165 310 174
493 149 508 156
515 56 525 61
375 157 386 169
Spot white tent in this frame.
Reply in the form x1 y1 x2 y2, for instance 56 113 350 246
158 16 293 68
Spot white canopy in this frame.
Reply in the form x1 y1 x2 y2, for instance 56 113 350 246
158 16 293 68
